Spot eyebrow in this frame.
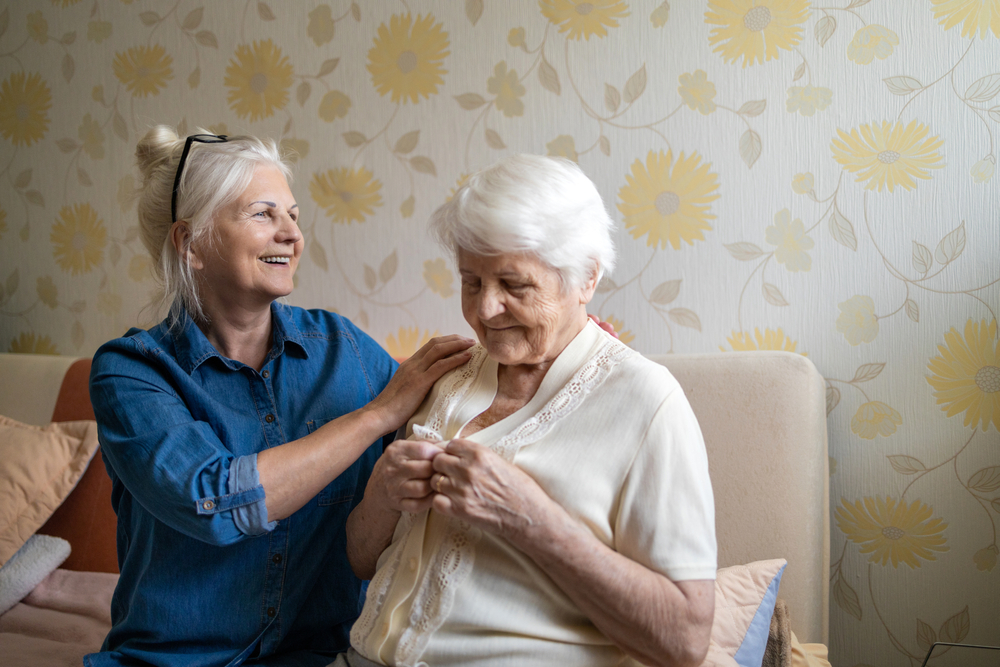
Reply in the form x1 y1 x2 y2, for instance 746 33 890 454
248 201 298 210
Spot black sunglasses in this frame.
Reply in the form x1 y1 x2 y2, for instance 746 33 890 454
171 133 229 222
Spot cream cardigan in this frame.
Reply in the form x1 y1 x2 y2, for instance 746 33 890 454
351 321 717 667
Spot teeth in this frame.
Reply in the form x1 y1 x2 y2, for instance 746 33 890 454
261 256 290 264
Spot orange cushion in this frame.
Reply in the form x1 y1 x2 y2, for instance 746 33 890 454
37 359 119 574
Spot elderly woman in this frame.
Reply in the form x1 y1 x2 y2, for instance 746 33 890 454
87 128 473 666
342 155 717 667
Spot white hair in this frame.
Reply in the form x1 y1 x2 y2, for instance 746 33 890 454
134 125 292 324
429 155 615 291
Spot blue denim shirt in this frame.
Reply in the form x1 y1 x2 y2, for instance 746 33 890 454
86 304 397 667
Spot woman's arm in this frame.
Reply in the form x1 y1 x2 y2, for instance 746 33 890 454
257 335 473 522
429 439 714 667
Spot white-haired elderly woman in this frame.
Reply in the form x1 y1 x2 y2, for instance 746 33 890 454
87 127 473 667
341 155 717 667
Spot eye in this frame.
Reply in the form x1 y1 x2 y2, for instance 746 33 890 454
461 278 481 291
503 281 528 293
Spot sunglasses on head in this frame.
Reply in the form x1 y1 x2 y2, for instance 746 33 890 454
171 133 229 223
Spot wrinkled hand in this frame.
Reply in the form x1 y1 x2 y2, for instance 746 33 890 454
588 313 619 338
367 439 444 515
429 438 551 540
369 335 475 433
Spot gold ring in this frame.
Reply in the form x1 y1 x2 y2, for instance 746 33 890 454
435 475 444 492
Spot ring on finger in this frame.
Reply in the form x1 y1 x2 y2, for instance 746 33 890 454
434 474 445 492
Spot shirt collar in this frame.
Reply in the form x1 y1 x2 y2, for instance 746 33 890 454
171 302 308 374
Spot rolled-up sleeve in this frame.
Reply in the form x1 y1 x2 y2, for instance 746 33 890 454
90 342 274 546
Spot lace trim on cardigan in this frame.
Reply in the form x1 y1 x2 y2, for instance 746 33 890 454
359 335 633 665
350 350 487 657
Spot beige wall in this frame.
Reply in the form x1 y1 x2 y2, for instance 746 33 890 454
1 1 998 664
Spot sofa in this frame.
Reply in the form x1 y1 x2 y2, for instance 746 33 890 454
0 350 830 666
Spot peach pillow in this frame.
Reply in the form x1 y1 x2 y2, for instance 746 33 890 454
0 416 99 566
702 558 787 667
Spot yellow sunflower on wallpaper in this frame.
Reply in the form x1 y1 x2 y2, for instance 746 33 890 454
423 258 454 297
112 45 173 98
50 203 107 275
931 0 1000 39
310 167 383 224
617 150 720 250
831 120 944 192
926 318 1000 432
367 14 449 104
224 40 294 121
385 327 438 359
0 71 52 146
851 401 902 439
836 496 948 569
705 0 810 67
9 333 59 355
721 327 804 354
539 0 630 41
487 62 526 117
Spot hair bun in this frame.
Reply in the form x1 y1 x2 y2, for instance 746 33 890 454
135 125 182 184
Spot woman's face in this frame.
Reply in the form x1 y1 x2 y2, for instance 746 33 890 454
191 165 302 312
459 250 594 367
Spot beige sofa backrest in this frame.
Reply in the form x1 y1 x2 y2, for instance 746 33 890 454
649 351 830 645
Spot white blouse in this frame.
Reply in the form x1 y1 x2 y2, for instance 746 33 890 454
351 321 717 667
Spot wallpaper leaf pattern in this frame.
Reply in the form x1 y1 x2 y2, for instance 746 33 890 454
0 3 997 665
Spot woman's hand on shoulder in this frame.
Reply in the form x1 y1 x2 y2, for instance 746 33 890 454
369 335 475 434
429 438 552 540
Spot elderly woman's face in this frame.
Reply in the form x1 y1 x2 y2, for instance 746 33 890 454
192 165 302 310
459 250 591 367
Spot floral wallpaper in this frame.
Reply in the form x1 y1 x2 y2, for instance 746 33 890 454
1 1 998 665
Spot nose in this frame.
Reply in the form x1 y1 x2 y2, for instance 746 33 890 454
276 211 301 244
478 284 505 320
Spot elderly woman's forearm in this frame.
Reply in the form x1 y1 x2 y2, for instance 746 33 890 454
512 503 714 667
346 496 399 579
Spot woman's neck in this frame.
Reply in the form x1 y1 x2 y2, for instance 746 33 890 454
196 304 274 371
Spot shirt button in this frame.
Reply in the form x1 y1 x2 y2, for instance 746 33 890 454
262 370 270 379
202 500 215 510
408 557 418 572
267 607 276 618
272 553 282 564
265 414 275 423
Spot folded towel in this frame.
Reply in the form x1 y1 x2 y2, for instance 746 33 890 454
0 534 71 614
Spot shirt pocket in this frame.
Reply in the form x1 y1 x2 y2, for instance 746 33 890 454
306 416 361 507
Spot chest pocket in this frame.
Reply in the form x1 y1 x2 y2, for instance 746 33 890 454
307 417 361 506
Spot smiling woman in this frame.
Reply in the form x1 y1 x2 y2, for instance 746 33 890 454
85 126 473 666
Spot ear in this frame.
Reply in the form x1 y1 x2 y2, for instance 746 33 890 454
578 260 599 306
169 221 204 270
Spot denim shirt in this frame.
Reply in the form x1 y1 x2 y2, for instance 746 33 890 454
86 304 398 667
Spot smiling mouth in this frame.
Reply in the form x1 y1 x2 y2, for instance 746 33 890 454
260 256 291 265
